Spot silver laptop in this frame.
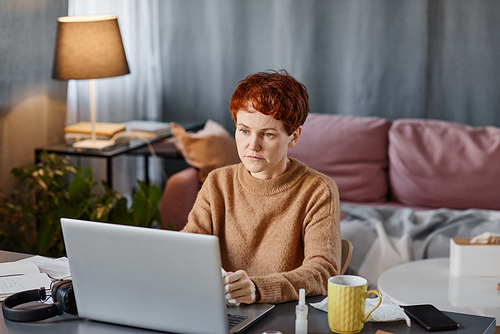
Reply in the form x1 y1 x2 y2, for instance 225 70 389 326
60 218 274 334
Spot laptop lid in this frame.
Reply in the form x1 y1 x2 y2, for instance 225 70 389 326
60 218 273 334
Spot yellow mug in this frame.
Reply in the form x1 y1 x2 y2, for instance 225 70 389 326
328 275 382 334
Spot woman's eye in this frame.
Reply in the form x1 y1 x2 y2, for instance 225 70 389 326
264 133 273 138
240 129 249 135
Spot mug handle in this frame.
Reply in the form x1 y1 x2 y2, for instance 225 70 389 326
363 289 382 322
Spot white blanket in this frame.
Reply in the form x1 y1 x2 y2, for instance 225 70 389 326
340 204 500 288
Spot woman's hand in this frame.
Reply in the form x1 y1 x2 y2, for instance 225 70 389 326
224 270 258 304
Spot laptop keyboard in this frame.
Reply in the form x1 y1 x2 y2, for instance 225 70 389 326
228 313 248 330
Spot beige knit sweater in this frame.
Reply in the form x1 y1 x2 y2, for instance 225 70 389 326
182 158 341 304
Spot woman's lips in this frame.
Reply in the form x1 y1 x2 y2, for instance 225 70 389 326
245 155 262 161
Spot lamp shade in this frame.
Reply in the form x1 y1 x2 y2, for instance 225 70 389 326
53 15 130 80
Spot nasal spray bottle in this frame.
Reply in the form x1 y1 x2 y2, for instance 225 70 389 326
295 288 308 334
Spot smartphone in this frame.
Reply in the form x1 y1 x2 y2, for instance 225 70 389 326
403 304 459 331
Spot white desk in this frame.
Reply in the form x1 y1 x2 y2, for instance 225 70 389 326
377 257 500 326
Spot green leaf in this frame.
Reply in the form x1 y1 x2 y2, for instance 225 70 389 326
131 190 148 226
69 167 94 205
36 212 61 255
148 185 162 206
130 182 163 227
111 197 133 225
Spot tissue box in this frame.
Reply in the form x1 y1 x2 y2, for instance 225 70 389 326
448 274 500 307
450 237 500 277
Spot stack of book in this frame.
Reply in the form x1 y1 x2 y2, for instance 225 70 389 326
64 122 126 145
64 121 171 145
124 120 171 138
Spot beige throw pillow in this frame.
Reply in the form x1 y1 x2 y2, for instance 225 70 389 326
171 120 241 182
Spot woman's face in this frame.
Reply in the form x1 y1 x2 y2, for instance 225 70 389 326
235 107 301 180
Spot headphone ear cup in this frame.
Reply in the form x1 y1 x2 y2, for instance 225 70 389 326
51 281 63 302
52 280 77 315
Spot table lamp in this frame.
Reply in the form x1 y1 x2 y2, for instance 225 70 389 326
53 15 130 149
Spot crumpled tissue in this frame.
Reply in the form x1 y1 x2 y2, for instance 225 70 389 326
471 232 500 244
310 295 411 326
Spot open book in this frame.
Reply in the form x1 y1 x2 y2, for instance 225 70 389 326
0 261 52 301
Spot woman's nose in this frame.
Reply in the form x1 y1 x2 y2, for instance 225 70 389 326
248 134 261 151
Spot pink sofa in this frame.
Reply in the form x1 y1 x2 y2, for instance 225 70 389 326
159 113 500 230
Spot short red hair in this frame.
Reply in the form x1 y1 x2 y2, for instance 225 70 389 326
229 70 309 135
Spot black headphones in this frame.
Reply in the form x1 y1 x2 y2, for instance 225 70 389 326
2 280 77 322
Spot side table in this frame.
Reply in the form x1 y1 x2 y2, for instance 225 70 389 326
377 257 500 329
34 121 205 189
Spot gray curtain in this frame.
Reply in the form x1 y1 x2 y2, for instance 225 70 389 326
159 0 500 130
427 0 500 125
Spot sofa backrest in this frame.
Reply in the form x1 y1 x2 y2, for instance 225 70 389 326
289 113 392 203
389 119 500 210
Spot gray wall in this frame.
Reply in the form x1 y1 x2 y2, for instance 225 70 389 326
0 0 68 194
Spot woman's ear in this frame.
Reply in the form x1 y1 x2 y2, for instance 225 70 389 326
288 126 302 148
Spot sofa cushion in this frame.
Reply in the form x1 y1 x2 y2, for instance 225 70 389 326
389 119 500 210
171 120 241 182
288 114 391 202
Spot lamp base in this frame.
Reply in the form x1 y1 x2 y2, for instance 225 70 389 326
72 139 114 149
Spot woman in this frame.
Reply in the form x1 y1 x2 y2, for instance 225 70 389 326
182 70 340 304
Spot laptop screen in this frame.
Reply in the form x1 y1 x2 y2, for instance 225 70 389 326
61 218 229 333
60 218 274 334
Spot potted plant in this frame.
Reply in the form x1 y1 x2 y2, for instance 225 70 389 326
0 152 169 257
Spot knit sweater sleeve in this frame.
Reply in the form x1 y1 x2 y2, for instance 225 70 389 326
251 176 341 304
181 177 214 235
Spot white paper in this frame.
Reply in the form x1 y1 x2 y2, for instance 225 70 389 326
18 256 71 280
0 273 52 301
0 261 40 277
0 259 55 301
